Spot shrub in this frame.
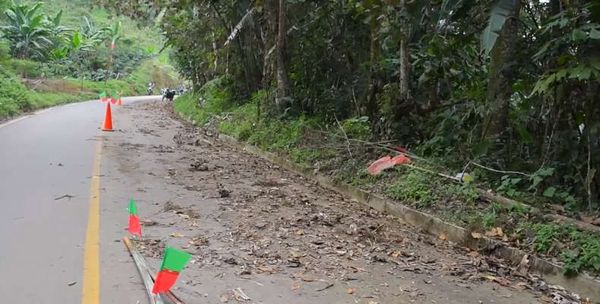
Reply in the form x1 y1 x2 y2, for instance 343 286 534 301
3 59 44 78
387 170 436 208
341 116 371 140
0 65 33 117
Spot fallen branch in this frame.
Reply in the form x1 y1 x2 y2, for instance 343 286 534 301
123 237 164 304
469 161 532 177
261 127 600 235
223 8 255 47
122 237 185 304
334 115 352 158
478 191 600 234
315 282 334 291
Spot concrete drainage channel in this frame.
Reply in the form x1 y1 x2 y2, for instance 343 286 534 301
218 134 600 301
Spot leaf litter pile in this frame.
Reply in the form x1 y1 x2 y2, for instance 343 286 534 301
107 102 591 304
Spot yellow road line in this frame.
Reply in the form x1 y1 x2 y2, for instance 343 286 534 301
81 139 102 304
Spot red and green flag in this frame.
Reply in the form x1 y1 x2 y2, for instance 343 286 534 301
110 92 120 104
152 247 192 294
128 199 142 238
99 91 108 102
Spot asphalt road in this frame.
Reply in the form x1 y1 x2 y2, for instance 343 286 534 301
0 97 158 303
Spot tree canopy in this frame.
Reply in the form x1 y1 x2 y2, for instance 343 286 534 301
98 0 600 211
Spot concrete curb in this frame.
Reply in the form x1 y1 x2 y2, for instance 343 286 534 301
218 134 600 301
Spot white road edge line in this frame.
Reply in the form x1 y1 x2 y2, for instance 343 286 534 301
0 107 54 129
0 115 32 129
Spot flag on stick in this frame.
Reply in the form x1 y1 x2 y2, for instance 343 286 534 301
152 247 191 294
128 199 142 237
99 91 108 102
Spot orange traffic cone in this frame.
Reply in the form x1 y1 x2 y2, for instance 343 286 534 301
116 97 122 106
102 103 114 131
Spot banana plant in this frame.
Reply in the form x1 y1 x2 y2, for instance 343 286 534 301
101 21 122 81
438 0 520 54
81 16 106 45
481 0 518 54
0 2 53 59
104 21 122 50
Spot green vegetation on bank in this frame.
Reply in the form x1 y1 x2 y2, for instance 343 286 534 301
99 0 600 276
0 68 138 118
106 0 600 213
0 0 180 119
174 76 600 276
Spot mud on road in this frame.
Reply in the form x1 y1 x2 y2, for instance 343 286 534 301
101 101 579 304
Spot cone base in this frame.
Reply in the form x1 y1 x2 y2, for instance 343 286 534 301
102 128 114 132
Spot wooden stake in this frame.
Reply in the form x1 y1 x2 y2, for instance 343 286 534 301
122 237 185 304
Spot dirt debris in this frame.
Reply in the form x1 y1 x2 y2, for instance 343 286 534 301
103 101 592 304
163 201 200 219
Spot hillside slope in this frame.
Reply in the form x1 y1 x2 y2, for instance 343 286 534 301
0 0 180 119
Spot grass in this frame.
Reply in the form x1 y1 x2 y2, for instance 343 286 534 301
174 81 323 168
386 170 437 208
174 77 235 125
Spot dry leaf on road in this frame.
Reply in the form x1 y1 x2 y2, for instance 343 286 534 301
471 232 483 239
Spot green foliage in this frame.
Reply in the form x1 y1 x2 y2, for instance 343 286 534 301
108 0 600 210
3 58 43 77
386 171 435 208
219 102 257 141
528 167 555 191
0 0 174 82
0 0 178 120
507 202 529 215
176 85 321 168
0 2 59 59
529 223 559 253
481 0 516 54
174 76 234 126
128 58 179 92
496 175 523 198
517 223 600 275
480 203 502 229
0 65 32 116
0 1 72 62
531 4 600 95
341 116 371 140
447 183 479 204
561 236 600 275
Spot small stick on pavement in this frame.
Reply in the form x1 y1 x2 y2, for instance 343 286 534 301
315 282 334 292
54 194 74 201
232 288 251 301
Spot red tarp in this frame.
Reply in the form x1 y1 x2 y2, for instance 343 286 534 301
367 154 411 175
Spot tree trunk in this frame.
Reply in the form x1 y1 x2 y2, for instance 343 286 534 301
275 0 290 113
365 18 380 119
398 0 410 102
482 0 522 143
260 0 277 117
398 35 410 101
212 32 219 73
